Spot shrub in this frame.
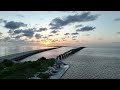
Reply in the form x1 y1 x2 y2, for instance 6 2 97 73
0 60 14 70
0 57 56 79
37 73 50 79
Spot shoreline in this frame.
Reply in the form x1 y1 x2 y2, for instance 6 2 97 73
49 64 70 79
0 47 85 79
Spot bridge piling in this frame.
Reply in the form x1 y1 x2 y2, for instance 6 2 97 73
56 47 85 61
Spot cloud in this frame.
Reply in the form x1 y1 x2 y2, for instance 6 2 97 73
35 34 41 39
22 30 34 38
64 33 70 35
0 19 7 23
98 38 103 40
117 32 120 34
12 28 35 39
4 37 11 40
76 26 96 32
63 39 66 41
51 40 56 42
0 32 2 38
59 11 82 14
72 36 77 38
8 30 15 35
48 35 53 37
41 40 46 42
72 39 76 40
71 32 79 35
36 28 47 32
0 32 2 35
55 34 59 35
75 40 79 42
29 40 36 42
42 36 48 39
40 35 43 37
114 18 120 21
49 12 99 29
16 15 24 18
85 34 90 36
4 21 27 29
8 30 13 33
61 38 67 41
67 36 69 38
14 35 23 39
14 29 23 34
75 24 83 28
82 34 90 36
61 38 65 39
48 39 52 41
50 30 58 34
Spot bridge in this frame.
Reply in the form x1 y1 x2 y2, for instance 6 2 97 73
0 47 59 62
56 47 85 60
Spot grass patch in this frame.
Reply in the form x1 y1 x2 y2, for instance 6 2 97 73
0 57 56 79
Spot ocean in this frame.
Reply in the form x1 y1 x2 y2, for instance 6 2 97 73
0 44 54 57
20 47 74 62
1 42 120 78
62 47 120 79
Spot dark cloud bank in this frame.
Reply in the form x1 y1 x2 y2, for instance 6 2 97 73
49 12 99 29
5 21 27 29
64 33 70 35
71 32 79 35
114 18 120 21
76 26 96 32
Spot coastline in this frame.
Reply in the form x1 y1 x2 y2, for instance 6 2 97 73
0 47 85 79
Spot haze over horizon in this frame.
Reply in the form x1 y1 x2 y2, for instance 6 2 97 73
0 11 120 47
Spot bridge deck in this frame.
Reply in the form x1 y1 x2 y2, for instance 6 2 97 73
0 47 58 62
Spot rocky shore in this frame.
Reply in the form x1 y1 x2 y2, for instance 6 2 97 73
30 58 69 79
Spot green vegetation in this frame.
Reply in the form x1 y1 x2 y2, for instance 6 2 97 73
0 60 14 70
0 57 56 79
37 73 50 79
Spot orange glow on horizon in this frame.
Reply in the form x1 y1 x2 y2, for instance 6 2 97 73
40 40 51 46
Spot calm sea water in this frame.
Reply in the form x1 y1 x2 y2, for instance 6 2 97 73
1 43 120 78
20 47 74 62
0 44 54 57
79 47 120 58
62 47 120 79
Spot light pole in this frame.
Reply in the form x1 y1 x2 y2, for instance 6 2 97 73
5 46 6 56
4 40 7 56
0 37 1 57
0 44 1 56
23 47 24 53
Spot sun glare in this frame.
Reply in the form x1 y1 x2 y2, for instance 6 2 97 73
41 41 51 46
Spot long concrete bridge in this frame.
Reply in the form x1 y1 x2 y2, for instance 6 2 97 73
56 47 85 60
0 47 59 62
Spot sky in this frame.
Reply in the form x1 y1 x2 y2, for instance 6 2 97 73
0 11 120 47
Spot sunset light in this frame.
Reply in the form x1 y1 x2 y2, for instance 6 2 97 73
1 11 120 79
